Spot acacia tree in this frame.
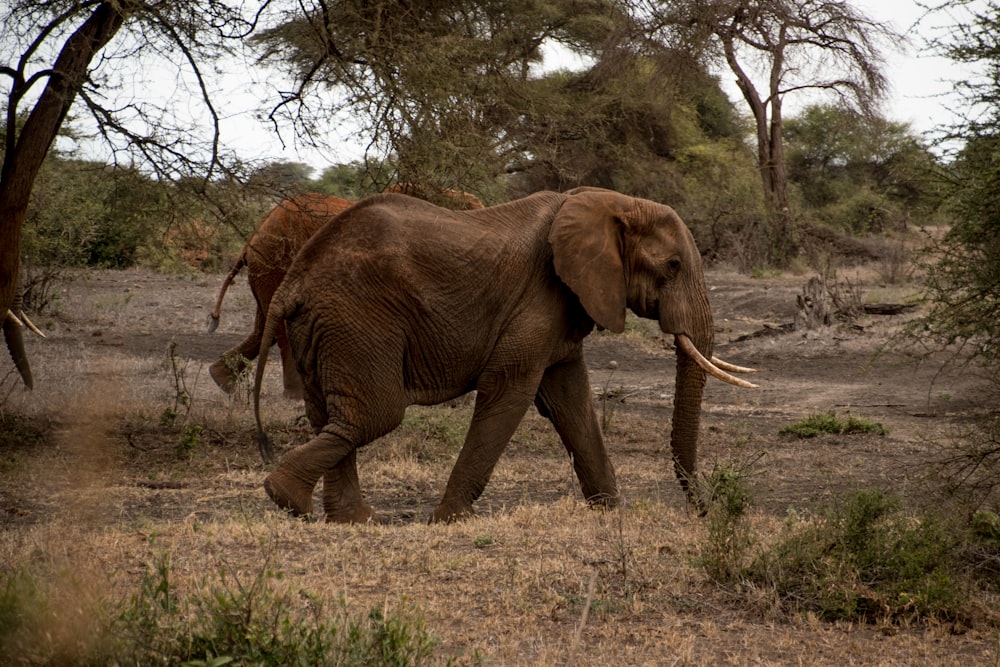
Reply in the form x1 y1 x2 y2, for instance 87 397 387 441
1 1 261 388
252 0 637 195
916 0 1000 371
646 0 896 262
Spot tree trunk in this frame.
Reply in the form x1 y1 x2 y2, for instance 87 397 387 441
723 31 796 266
0 3 127 383
794 277 832 330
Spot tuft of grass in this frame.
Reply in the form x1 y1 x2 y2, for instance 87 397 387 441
780 411 887 438
388 405 472 462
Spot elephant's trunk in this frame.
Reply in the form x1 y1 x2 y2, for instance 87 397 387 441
3 281 34 390
670 327 710 498
3 311 32 390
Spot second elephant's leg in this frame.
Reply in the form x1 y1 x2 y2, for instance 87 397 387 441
209 306 264 392
534 358 619 507
322 450 376 523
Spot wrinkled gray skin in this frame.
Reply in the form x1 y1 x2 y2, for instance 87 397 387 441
254 188 716 523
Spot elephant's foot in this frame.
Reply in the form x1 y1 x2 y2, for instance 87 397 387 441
429 499 475 524
585 490 622 510
263 470 314 517
324 503 379 524
208 360 236 393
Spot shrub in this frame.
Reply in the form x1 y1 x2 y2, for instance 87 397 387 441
744 490 964 623
695 459 758 582
780 412 887 438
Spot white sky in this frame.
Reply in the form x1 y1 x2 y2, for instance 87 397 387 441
833 0 977 140
59 0 983 173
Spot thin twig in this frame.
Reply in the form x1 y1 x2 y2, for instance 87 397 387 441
566 570 597 667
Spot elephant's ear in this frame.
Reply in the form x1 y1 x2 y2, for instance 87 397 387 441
549 191 629 333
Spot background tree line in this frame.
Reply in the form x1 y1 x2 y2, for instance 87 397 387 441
1 0 998 375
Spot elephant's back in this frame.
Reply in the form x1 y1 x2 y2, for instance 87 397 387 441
285 190 562 297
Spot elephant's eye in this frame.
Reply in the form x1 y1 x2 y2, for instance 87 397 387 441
667 258 682 273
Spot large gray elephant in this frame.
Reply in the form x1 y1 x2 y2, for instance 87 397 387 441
253 187 755 523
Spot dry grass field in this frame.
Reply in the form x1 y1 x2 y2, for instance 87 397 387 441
1 264 998 665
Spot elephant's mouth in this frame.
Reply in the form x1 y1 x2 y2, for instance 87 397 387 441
675 334 758 388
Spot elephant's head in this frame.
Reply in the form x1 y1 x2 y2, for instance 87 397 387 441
550 187 755 496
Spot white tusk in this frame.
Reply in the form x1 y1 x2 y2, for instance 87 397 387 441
711 356 755 374
676 335 759 389
6 309 24 327
20 311 46 338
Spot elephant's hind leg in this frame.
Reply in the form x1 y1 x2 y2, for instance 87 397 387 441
322 450 376 523
210 306 265 392
264 428 355 518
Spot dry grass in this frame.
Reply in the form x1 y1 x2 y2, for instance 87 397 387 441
2 267 999 665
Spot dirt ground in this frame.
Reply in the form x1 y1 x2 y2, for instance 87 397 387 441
1 264 997 665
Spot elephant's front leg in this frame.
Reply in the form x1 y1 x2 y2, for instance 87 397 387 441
431 372 540 523
534 358 620 507
321 450 376 523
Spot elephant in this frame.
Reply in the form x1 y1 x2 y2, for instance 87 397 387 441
382 182 484 210
251 187 756 523
3 277 45 390
208 187 485 400
208 193 356 399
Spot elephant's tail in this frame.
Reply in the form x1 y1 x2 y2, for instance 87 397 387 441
207 252 247 333
253 280 291 464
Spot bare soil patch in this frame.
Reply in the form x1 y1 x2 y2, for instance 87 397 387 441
1 265 997 665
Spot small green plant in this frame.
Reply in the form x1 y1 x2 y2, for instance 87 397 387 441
177 424 204 458
780 412 887 438
695 458 759 582
163 341 193 424
473 535 494 548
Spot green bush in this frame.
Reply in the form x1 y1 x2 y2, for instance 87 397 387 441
118 555 457 666
695 459 758 582
780 412 887 438
745 490 964 623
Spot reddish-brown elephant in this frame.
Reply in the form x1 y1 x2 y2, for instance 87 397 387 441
208 193 356 399
208 187 485 401
253 187 756 523
382 182 485 211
